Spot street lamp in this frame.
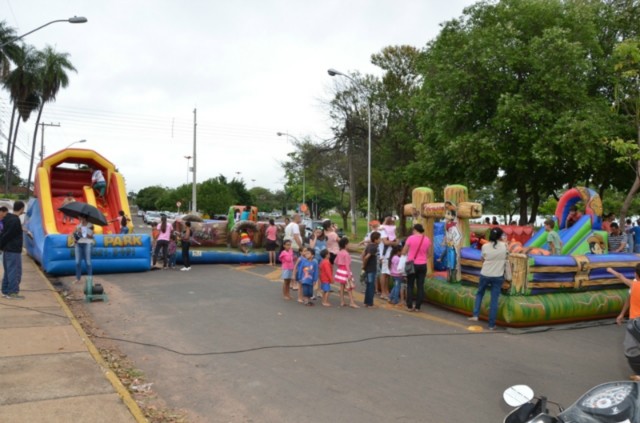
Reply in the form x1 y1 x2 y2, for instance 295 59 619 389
0 16 88 49
66 139 86 149
277 132 305 205
184 155 192 185
328 68 372 223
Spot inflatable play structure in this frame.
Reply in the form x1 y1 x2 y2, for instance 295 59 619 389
169 206 288 264
24 148 151 275
405 185 639 327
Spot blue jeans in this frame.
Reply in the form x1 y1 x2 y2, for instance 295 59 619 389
365 271 377 306
389 276 403 304
120 227 129 234
75 242 93 281
472 275 503 328
1 251 22 295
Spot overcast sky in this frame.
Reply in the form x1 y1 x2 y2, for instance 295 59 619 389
1 0 476 193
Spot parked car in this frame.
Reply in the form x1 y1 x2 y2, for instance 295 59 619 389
143 211 161 224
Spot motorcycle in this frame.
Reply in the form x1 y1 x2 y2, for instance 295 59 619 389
504 382 640 422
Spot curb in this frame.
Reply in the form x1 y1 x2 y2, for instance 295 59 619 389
30 258 148 423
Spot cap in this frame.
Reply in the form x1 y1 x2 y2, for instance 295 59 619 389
369 220 380 226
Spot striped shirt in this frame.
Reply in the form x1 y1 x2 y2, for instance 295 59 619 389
609 233 627 252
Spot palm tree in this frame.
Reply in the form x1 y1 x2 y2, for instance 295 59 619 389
26 46 76 193
0 21 20 190
0 21 19 80
3 44 40 193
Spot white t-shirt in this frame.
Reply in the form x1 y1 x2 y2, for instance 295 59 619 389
92 169 105 184
284 222 301 249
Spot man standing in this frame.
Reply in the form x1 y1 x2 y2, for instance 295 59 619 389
284 213 303 252
1 201 26 299
609 222 628 253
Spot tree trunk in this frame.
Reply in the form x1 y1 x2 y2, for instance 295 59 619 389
620 123 640 224
7 117 20 193
4 104 16 194
517 185 529 225
529 190 541 226
348 139 357 237
398 184 410 237
27 104 44 195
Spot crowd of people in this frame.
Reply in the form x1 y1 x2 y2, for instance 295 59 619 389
278 213 434 312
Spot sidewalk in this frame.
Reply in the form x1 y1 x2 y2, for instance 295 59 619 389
0 255 145 423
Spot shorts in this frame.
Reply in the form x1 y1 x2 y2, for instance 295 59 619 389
302 284 313 297
380 260 390 275
321 282 331 293
281 269 293 279
265 239 277 251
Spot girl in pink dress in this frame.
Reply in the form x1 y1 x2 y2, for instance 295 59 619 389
333 237 359 308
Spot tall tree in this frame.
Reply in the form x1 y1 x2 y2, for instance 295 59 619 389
26 46 76 192
3 44 40 193
415 0 621 224
370 45 422 233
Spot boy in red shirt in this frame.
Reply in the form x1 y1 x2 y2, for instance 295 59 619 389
319 249 333 307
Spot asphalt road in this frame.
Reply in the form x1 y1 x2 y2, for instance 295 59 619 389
76 218 630 422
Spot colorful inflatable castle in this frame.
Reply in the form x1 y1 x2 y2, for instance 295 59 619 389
405 185 638 327
24 148 151 275
169 205 288 264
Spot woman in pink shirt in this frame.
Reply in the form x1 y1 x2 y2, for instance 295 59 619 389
265 219 278 266
153 214 173 269
401 223 431 312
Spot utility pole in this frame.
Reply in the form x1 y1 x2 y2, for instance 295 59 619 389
23 122 59 195
39 122 60 161
192 109 197 214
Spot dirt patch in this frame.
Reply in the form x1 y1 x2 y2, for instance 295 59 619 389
57 279 193 423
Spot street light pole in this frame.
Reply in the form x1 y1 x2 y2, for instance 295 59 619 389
327 68 372 224
276 131 306 205
184 155 192 185
66 139 86 149
0 16 88 49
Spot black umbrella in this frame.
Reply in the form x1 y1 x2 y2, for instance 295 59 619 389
58 201 108 226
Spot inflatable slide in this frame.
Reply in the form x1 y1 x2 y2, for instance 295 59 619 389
24 148 151 275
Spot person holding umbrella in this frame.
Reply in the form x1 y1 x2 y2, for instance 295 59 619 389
73 214 95 284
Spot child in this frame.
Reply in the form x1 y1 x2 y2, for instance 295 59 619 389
362 231 381 308
297 248 319 306
388 245 404 305
381 216 397 242
240 229 253 254
168 232 177 269
279 240 294 300
61 192 76 224
334 237 359 308
294 247 306 303
545 219 562 255
150 221 159 252
319 249 333 307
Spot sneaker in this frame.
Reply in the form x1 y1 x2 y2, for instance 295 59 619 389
180 267 188 271
6 293 25 300
467 316 479 321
